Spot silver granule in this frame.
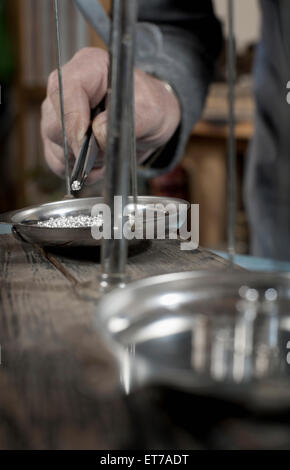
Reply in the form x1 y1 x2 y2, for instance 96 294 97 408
71 181 81 192
37 215 104 228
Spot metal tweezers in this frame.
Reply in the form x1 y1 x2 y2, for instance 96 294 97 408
70 100 105 192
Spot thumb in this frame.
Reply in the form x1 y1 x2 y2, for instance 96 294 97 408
92 111 107 152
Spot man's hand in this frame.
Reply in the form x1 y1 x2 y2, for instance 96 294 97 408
41 47 181 184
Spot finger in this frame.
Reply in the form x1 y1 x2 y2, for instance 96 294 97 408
48 85 90 157
92 111 107 152
92 100 151 164
41 96 88 160
43 138 65 177
47 48 108 153
43 138 74 178
41 97 64 148
85 166 105 185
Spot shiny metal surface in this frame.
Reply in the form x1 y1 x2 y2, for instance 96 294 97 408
97 271 290 408
101 0 137 282
1 196 189 247
53 0 72 198
227 0 237 266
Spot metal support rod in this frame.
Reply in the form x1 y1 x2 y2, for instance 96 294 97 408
130 76 138 206
53 0 72 198
73 0 138 204
227 0 237 266
101 0 137 285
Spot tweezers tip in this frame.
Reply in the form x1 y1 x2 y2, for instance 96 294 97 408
71 180 82 192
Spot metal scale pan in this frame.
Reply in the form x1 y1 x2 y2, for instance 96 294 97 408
96 271 290 409
0 196 189 247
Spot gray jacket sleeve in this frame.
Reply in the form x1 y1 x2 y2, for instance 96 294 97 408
73 0 222 177
135 0 222 177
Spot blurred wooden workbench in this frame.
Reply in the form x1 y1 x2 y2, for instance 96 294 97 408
0 232 234 449
182 82 254 252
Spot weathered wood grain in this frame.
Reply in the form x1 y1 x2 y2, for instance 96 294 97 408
45 238 232 287
0 234 234 449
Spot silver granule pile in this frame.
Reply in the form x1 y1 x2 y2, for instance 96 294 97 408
37 215 103 228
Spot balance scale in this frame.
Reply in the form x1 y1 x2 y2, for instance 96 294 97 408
2 0 290 408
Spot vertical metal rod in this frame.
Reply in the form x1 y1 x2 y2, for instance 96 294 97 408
130 78 138 206
53 0 72 198
227 0 237 267
101 0 137 286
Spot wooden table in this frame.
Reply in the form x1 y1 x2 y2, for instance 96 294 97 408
0 233 235 450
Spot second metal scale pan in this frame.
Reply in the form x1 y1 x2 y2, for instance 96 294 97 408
96 270 290 410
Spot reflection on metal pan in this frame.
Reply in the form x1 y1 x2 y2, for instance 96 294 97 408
96 271 290 409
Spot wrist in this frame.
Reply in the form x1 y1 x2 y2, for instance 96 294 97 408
133 69 181 163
